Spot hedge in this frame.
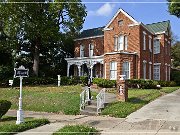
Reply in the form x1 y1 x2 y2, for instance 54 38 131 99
0 100 12 119
92 78 116 88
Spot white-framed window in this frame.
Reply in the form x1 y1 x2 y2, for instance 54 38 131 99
154 39 160 54
168 65 171 81
154 65 160 80
149 63 152 80
114 36 118 51
124 36 128 50
80 45 84 57
89 43 94 57
143 61 146 79
110 61 117 80
149 36 152 52
143 32 146 50
122 61 130 79
118 35 124 51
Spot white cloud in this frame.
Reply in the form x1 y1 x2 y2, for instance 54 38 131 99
88 3 115 17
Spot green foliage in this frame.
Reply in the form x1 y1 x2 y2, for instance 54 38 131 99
53 125 98 135
80 76 88 85
171 69 180 85
127 79 176 89
0 118 50 135
93 78 116 88
171 41 180 68
0 0 87 76
0 66 13 80
0 100 11 119
167 0 180 18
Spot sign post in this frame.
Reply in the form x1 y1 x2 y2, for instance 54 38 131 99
14 65 29 125
57 75 61 87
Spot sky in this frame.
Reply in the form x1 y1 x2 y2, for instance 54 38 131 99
81 0 180 40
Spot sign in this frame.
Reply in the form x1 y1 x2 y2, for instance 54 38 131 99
14 65 29 78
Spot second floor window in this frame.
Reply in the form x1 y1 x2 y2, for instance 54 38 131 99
154 39 160 54
143 32 146 50
80 45 84 57
89 44 94 57
149 36 152 52
114 35 128 51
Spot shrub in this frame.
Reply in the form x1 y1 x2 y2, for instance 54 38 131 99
80 76 88 85
93 78 116 88
0 100 12 119
171 69 180 85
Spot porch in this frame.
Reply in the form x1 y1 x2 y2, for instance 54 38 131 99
65 55 104 80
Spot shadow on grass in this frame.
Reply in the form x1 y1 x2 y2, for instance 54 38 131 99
127 97 149 104
0 116 16 122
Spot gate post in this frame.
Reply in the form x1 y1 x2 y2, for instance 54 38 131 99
116 75 128 102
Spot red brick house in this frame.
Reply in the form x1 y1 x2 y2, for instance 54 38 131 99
65 9 171 81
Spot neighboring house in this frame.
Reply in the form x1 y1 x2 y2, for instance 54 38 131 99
65 9 171 81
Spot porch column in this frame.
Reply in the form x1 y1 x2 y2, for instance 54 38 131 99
67 63 70 77
90 66 93 82
78 65 81 77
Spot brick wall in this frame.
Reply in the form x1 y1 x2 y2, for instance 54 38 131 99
74 37 104 57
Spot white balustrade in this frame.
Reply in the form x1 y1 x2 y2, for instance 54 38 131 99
80 87 89 111
96 88 106 114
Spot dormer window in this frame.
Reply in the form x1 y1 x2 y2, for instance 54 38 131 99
118 20 123 26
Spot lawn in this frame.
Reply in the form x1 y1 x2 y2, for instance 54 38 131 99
0 85 91 115
53 125 99 135
0 116 49 135
102 87 179 118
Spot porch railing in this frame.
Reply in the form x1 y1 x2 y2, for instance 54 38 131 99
96 88 106 114
80 87 89 111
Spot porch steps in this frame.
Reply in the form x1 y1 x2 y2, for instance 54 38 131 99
80 100 98 116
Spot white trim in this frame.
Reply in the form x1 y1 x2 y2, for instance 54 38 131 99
149 35 152 39
143 31 147 35
168 64 171 66
155 31 166 35
149 62 152 64
168 41 170 44
104 51 137 55
128 22 141 27
154 63 161 65
104 8 138 29
165 63 168 66
165 38 167 41
154 37 161 40
103 28 113 31
104 63 106 79
149 63 151 80
74 35 104 41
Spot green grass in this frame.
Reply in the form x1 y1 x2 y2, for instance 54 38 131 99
0 116 49 135
102 87 179 118
0 85 96 115
53 125 99 135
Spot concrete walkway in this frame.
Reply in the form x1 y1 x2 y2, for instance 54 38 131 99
6 89 180 135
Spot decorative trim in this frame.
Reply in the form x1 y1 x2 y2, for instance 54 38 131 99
168 64 171 66
149 35 152 39
149 62 152 64
104 51 137 55
74 35 104 41
143 31 147 35
104 8 138 29
155 31 166 35
154 63 161 65
103 28 113 31
165 63 168 65
143 60 147 63
154 37 161 40
128 22 141 27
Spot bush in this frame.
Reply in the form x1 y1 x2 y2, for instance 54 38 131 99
157 80 177 87
0 100 12 119
127 79 158 89
93 78 116 88
80 76 88 85
171 69 180 85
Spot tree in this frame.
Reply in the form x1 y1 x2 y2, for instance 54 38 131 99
171 41 180 68
167 0 180 18
0 0 86 76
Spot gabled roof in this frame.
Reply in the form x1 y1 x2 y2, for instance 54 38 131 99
76 26 104 39
104 8 139 29
145 20 170 34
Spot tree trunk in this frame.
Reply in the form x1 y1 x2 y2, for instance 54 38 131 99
33 41 40 77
